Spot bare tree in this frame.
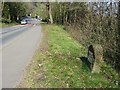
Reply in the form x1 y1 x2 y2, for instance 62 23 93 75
46 2 53 24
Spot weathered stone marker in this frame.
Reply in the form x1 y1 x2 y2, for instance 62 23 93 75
88 44 103 73
88 45 95 70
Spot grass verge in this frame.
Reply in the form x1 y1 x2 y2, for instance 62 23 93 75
0 22 18 28
18 24 119 88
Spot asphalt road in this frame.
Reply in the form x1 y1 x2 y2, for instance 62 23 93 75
0 25 33 45
1 24 42 88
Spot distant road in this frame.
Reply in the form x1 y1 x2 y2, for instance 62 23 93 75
0 24 33 45
1 24 42 88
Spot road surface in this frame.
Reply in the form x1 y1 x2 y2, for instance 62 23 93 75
1 24 42 88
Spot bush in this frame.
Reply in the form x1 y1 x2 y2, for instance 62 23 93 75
2 18 11 23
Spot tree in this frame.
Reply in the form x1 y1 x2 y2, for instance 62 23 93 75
46 2 53 24
2 2 33 22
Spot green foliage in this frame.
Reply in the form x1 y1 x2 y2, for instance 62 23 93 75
31 3 47 19
1 18 11 23
21 24 119 88
2 2 35 22
50 2 119 72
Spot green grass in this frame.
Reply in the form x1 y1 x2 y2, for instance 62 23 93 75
19 24 119 88
0 22 17 28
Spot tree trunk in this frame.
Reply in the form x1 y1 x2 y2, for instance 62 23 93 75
46 2 53 24
49 4 53 24
0 0 4 19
